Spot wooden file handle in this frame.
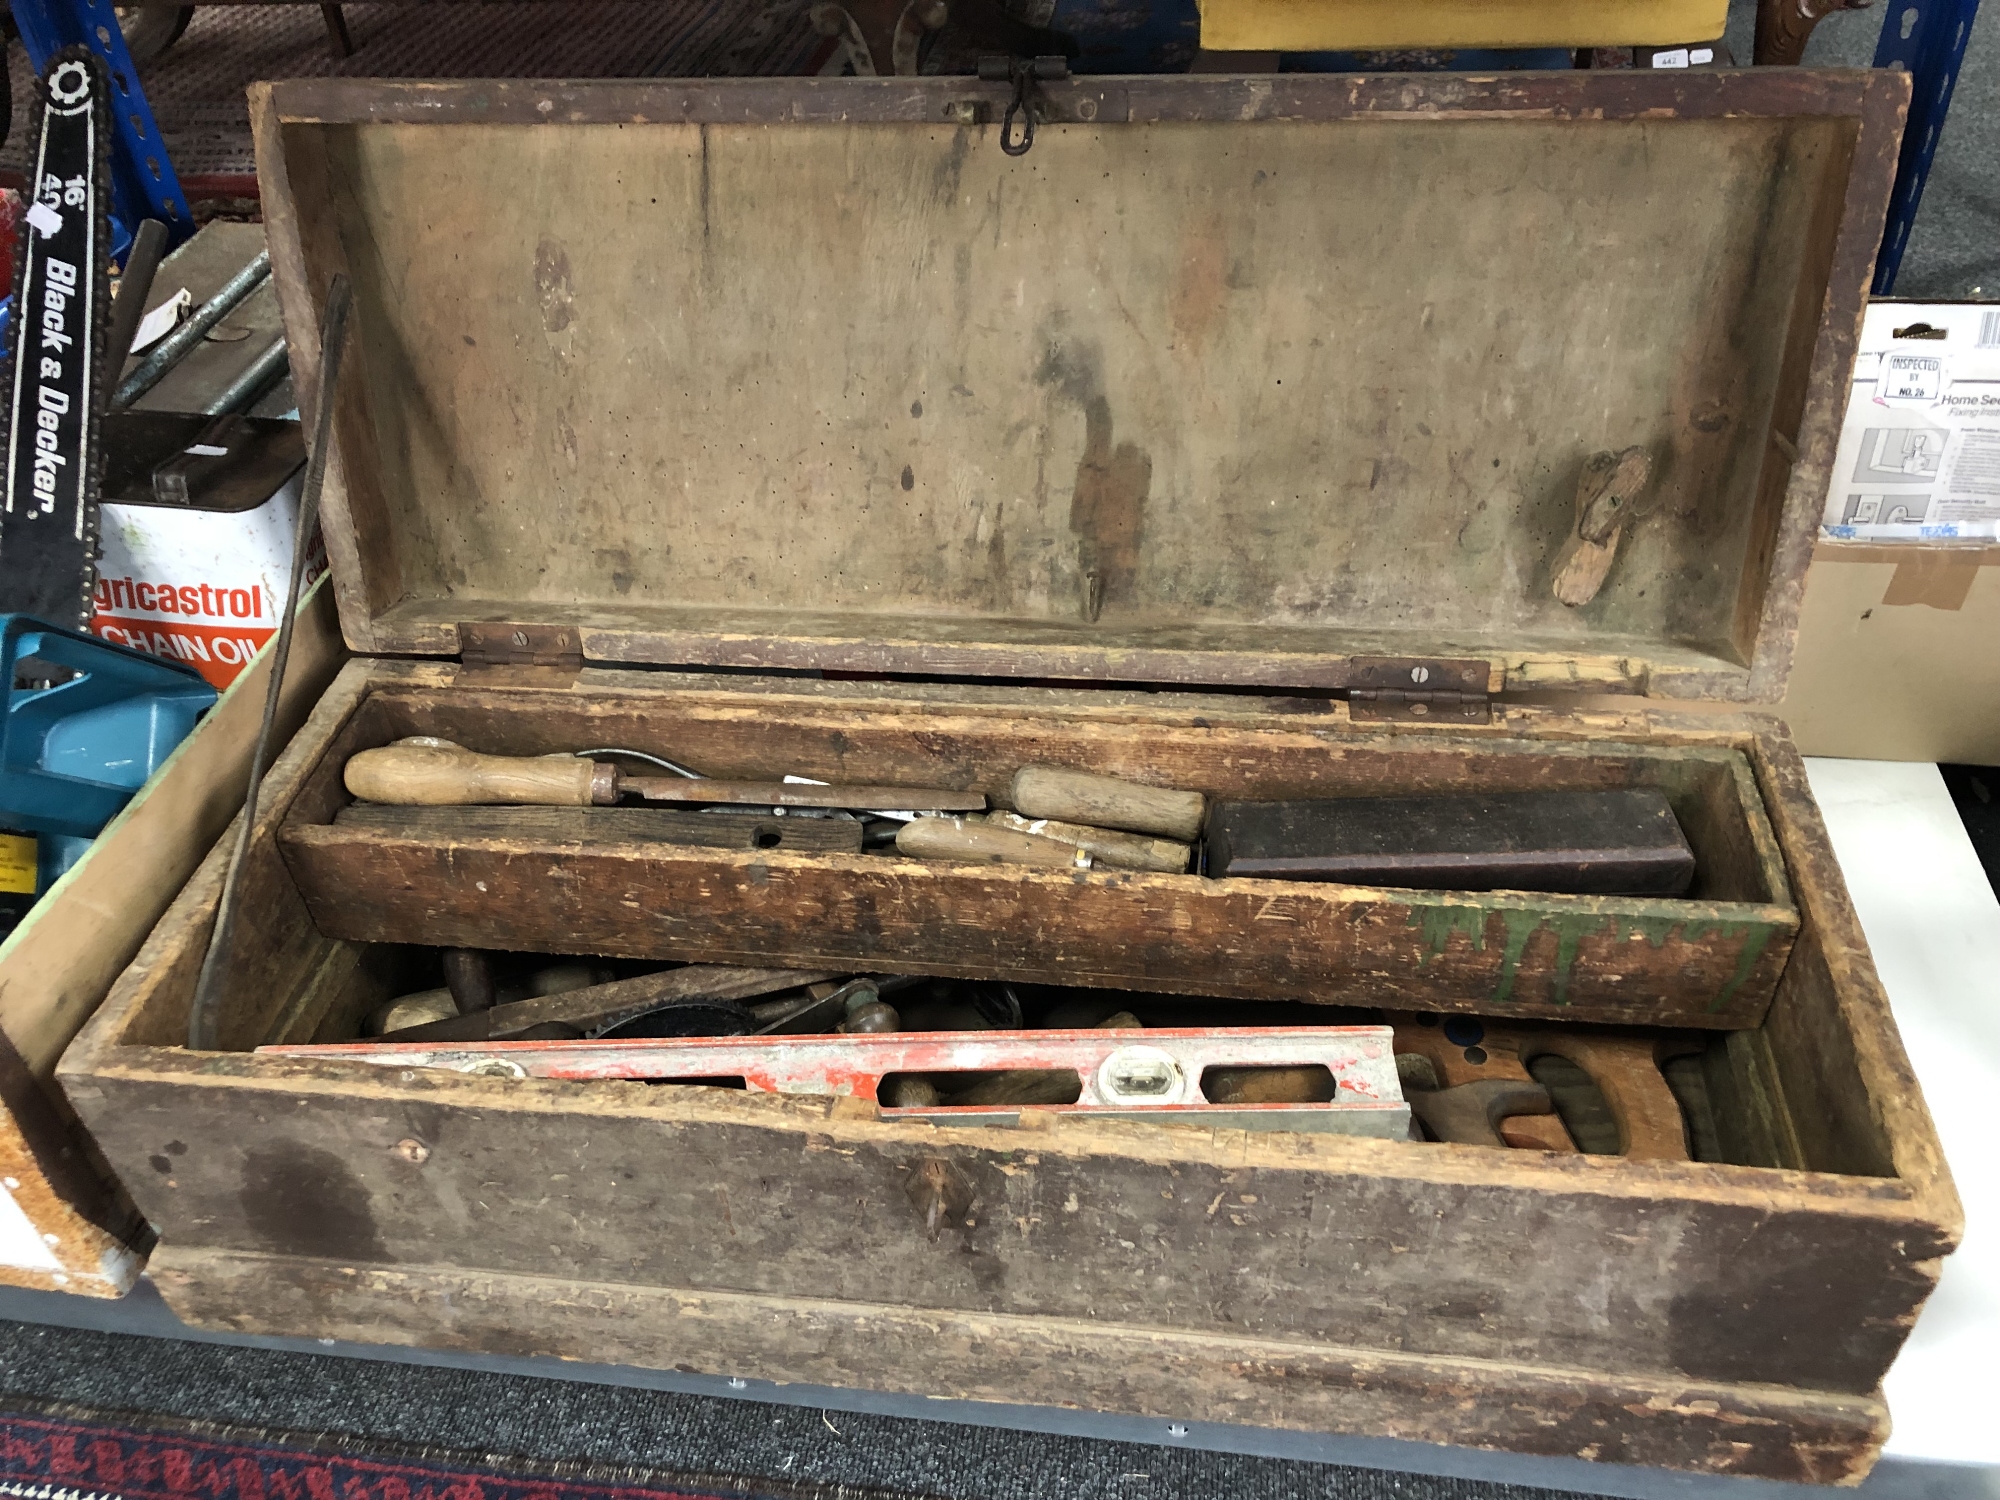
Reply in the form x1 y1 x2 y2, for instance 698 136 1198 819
988 811 1190 873
897 817 1092 868
345 739 607 807
1010 766 1205 841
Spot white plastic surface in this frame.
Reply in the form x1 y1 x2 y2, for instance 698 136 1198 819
0 1183 62 1272
1805 759 2000 1467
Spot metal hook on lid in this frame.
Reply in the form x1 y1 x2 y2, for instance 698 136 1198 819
980 55 1067 158
1001 88 1035 156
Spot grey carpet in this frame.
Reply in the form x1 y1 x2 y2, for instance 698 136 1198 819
1725 0 1997 299
0 1318 1581 1500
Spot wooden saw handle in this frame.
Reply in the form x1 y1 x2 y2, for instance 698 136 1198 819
1010 766 1205 841
345 739 606 807
896 817 1091 868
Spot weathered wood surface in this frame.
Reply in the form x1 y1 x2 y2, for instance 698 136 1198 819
332 803 866 855
69 1032 1948 1399
1750 736 1954 1187
282 827 1795 1027
276 672 1797 1026
265 71 1892 129
251 73 1901 700
148 1245 1891 1485
1734 71 1906 700
0 582 344 1296
56 664 1960 1481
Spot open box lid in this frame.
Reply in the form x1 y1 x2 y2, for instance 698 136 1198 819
254 69 1905 705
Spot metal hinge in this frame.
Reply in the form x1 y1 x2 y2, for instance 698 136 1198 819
457 622 584 687
1346 657 1493 724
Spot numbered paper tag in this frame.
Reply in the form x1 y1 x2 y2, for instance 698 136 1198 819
1881 352 1946 405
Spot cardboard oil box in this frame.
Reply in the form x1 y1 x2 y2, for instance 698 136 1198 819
58 70 1958 1482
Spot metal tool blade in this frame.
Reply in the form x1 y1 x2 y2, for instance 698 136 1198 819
623 778 985 812
1 49 112 626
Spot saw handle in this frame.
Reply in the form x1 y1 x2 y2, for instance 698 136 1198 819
345 739 612 807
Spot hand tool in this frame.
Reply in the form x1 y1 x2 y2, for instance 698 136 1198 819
1010 766 1206 842
262 1026 1411 1138
987 811 1190 873
1205 787 1695 896
98 219 169 412
1523 1034 1691 1159
940 1009 1144 1106
1390 1012 1691 1158
343 738 984 814
835 983 901 1034
2 49 111 626
1406 1079 1556 1149
378 965 837 1044
1201 1065 1338 1104
895 816 1092 868
746 974 927 1036
367 987 458 1036
332 802 866 855
1391 1012 1576 1152
441 949 496 1013
112 249 273 409
188 272 351 1052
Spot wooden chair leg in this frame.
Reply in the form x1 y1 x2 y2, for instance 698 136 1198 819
321 3 355 59
1754 0 1868 64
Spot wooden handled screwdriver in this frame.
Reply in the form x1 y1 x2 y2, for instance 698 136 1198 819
345 739 986 813
1011 766 1205 842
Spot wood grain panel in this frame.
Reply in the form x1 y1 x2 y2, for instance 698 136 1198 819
149 1245 1891 1484
279 827 1795 1028
256 77 1882 695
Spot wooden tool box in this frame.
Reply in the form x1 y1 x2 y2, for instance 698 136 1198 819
59 70 1960 1482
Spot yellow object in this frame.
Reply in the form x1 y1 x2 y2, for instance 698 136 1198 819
0 835 35 896
1198 0 1727 53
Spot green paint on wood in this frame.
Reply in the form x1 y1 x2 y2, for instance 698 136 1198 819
1404 901 1785 1011
1706 920 1776 1013
1489 907 1546 1005
1414 905 1488 966
1609 913 1689 949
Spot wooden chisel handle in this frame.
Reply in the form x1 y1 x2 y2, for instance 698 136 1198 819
345 739 611 807
1011 766 1205 841
897 816 1092 868
988 811 1189 872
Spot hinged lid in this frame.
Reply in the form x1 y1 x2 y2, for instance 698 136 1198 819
255 70 1906 704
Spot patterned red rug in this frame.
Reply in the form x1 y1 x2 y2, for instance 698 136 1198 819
0 1402 917 1500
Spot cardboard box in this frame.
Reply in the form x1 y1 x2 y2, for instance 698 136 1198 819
1779 541 2000 764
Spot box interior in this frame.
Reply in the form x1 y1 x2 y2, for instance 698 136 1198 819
92 671 1891 1180
98 677 1892 1182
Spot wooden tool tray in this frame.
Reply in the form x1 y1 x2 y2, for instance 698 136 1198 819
272 669 1799 1026
57 70 1960 1484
